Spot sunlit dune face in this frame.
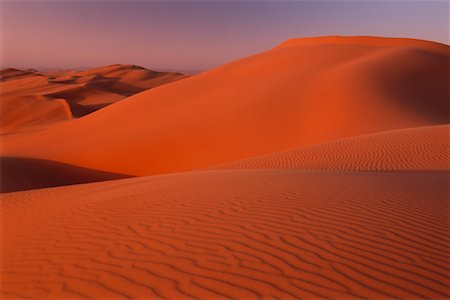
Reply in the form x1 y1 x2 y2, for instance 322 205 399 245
1 37 448 176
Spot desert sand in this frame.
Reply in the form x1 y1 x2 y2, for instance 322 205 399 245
1 36 449 299
1 171 448 299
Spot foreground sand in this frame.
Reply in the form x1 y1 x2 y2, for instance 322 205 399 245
1 170 448 299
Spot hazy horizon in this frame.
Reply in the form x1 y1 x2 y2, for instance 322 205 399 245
1 0 448 72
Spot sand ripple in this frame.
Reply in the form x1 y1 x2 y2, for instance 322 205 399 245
1 170 448 299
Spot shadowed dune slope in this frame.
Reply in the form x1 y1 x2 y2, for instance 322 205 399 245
0 157 131 193
215 125 450 172
1 170 448 299
1 37 448 175
0 65 187 133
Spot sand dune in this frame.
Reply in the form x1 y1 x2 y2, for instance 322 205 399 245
0 65 186 133
0 157 131 193
216 125 450 172
1 170 448 299
1 36 448 299
1 37 448 175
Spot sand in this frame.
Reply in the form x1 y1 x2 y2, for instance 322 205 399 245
0 65 187 134
1 170 448 299
0 36 449 299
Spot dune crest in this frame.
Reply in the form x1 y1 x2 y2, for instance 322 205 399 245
276 36 450 54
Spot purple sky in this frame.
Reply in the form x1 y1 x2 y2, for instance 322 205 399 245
1 0 448 72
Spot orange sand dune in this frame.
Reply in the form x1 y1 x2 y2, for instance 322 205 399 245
1 36 449 299
0 65 186 133
0 157 131 193
216 125 450 172
1 36 448 175
1 170 448 299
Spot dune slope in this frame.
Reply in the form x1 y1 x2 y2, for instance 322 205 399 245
1 170 448 299
1 37 448 175
216 125 450 172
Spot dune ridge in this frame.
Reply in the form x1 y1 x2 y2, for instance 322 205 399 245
1 170 448 299
276 36 450 54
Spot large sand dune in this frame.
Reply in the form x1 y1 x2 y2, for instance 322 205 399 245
0 65 186 133
1 37 448 175
1 170 448 299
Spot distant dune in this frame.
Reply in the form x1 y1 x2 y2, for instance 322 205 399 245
0 65 187 134
1 170 448 299
1 36 448 176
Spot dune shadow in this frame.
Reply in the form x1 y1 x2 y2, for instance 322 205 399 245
0 156 132 193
